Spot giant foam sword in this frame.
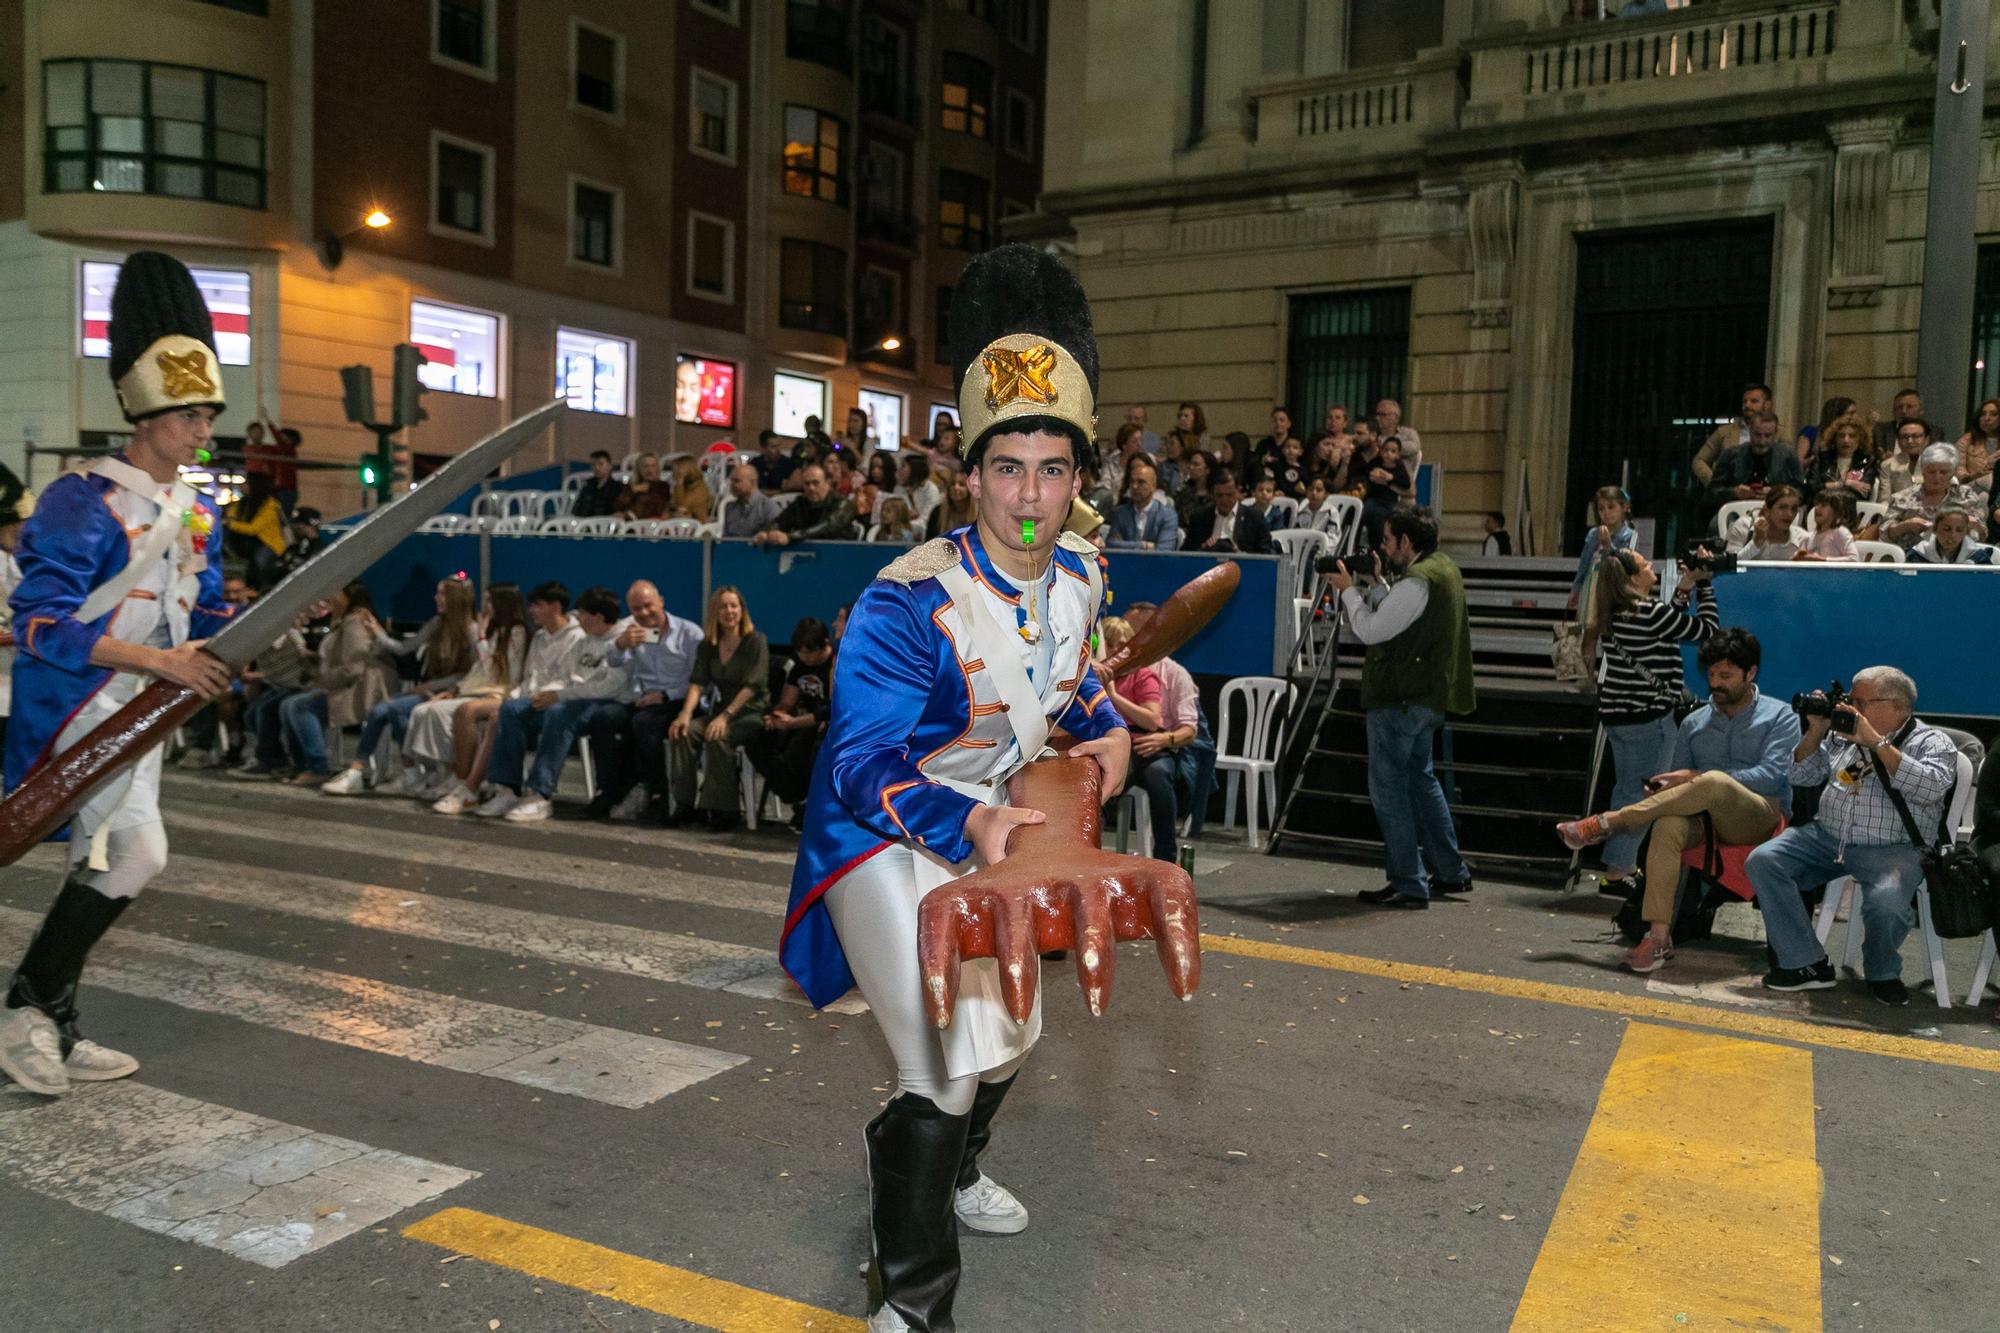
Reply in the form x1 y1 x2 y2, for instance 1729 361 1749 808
917 559 1239 1029
0 399 568 866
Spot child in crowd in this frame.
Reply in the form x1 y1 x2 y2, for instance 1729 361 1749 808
1359 437 1412 550
1570 484 1638 605
748 617 837 827
1481 510 1512 556
1264 436 1309 500
1801 487 1860 562
872 496 920 543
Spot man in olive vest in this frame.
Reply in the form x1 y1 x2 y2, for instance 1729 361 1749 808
1327 505 1477 907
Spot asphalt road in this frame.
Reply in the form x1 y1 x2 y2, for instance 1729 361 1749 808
0 769 1994 1332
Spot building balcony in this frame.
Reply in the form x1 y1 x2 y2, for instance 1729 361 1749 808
1244 55 1463 168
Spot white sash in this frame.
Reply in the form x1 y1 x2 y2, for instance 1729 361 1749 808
76 459 195 624
935 562 1051 773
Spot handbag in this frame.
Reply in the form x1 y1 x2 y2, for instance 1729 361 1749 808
1605 633 1701 724
1881 767 1997 939
1551 623 1588 684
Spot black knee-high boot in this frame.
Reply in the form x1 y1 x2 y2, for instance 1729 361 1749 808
865 1092 972 1331
7 874 132 1054
957 1075 1016 1191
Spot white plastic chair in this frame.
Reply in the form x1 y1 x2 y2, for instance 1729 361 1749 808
1109 786 1153 859
502 490 543 518
470 492 508 520
1270 529 1328 599
1265 498 1298 532
1714 499 1762 539
1320 496 1363 556
493 515 538 536
736 747 762 831
418 514 468 534
575 516 623 537
1853 540 1906 564
538 517 578 537
659 518 700 539
546 491 575 516
1291 597 1319 674
563 470 588 493
1812 750 1976 1008
1213 676 1296 851
701 449 739 499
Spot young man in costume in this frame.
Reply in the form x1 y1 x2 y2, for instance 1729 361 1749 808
0 252 234 1095
781 244 1132 1333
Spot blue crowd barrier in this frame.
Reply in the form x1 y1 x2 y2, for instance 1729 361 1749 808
1687 563 2000 718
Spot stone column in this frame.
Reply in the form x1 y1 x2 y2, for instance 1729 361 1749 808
1825 116 1900 309
1199 0 1264 148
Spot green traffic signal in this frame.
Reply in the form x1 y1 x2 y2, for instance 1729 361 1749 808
359 458 381 487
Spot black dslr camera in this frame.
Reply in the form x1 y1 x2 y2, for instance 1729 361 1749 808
1791 681 1857 735
1317 551 1380 581
1681 543 1739 575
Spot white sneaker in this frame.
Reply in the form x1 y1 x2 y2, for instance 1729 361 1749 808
503 795 552 823
610 787 649 821
419 771 455 801
954 1173 1029 1234
867 1308 913 1333
473 791 519 819
0 1007 69 1095
432 784 475 815
320 768 367 796
396 766 431 797
64 1038 139 1082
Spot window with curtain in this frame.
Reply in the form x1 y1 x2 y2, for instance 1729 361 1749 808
940 52 992 138
782 105 847 206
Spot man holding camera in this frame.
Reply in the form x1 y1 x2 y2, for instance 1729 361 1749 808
1558 629 1798 973
1745 667 1960 1003
1327 506 1475 907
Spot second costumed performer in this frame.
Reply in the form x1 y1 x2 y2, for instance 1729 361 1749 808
780 243 1132 1333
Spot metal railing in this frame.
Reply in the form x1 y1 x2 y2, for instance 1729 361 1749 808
1520 1 1838 95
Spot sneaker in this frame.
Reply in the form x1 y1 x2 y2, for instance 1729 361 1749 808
867 1309 913 1333
1762 959 1837 992
954 1173 1029 1235
175 749 220 771
320 768 367 796
504 795 552 823
432 784 476 816
473 791 519 819
1556 814 1612 850
1867 978 1910 1006
0 1007 69 1096
1622 935 1674 974
395 766 431 798
227 763 277 782
610 788 649 821
419 771 456 802
64 1038 139 1082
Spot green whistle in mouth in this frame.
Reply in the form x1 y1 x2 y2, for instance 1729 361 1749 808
195 448 212 465
1021 519 1035 545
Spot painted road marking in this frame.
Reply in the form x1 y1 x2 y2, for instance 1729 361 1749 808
1200 932 2000 1073
1511 1023 1822 1332
0 909 745 1108
135 854 866 1014
163 809 791 918
0 1081 476 1268
404 1207 863 1332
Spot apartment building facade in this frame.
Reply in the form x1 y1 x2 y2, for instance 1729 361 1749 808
0 0 1048 509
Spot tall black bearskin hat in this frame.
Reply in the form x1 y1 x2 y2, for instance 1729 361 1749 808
108 251 226 424
948 243 1098 470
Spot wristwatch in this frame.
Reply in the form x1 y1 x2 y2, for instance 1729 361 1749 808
1868 737 1890 751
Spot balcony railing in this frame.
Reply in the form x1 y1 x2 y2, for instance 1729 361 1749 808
1520 1 1838 95
1247 55 1461 159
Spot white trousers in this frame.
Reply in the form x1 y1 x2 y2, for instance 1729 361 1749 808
58 687 169 900
404 696 475 766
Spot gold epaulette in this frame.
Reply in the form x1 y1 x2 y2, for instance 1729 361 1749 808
1055 530 1098 556
878 538 962 586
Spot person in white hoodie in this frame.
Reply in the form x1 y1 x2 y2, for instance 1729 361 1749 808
433 581 583 814
477 584 633 822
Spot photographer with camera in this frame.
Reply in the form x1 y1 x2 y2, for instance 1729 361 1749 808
1557 629 1799 974
1745 668 1961 1003
1326 506 1476 907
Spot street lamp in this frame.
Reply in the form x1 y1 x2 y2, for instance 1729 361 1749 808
317 207 395 270
859 334 904 358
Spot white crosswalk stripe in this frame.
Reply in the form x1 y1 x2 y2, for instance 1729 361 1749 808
0 909 746 1109
0 1080 476 1268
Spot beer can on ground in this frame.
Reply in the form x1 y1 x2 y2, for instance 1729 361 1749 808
1178 843 1196 875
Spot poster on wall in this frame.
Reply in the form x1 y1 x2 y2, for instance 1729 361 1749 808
772 370 828 437
856 388 905 453
674 354 736 428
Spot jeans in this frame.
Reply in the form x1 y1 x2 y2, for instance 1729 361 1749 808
1746 820 1924 980
280 689 331 775
490 696 629 797
748 722 822 805
1119 749 1180 862
356 692 423 764
1172 711 1219 836
1601 714 1680 875
1365 704 1469 899
245 685 300 769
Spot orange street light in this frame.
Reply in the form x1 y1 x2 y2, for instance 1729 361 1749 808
364 209 393 229
318 207 396 270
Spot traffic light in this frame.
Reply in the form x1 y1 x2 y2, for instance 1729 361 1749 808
390 439 413 486
358 455 381 488
392 343 429 429
339 364 376 425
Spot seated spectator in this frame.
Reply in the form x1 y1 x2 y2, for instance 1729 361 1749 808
1221 430 1255 488
1124 600 1217 836
406 583 529 804
434 581 581 814
840 406 877 462
1322 403 1350 441
1077 459 1115 518
1956 398 1999 488
751 465 858 546
1358 436 1412 550
857 453 895 522
667 587 770 830
1373 397 1423 476
223 471 287 591
1571 484 1638 605
1250 406 1295 484
618 453 672 520
1123 403 1161 455
584 579 703 822
1747 667 1960 1002
748 617 834 826
1871 413 1932 502
1296 477 1347 542
873 496 920 543
1800 411 1876 499
1107 457 1178 550
1185 472 1273 554
823 449 856 501
668 455 712 523
1095 616 1178 862
720 462 781 537
1907 502 1996 565
1705 410 1805 518
178 574 254 769
1311 431 1356 492
1341 421 1380 496
228 612 316 780
1481 510 1513 556
924 472 977 539
1249 476 1296 532
1800 487 1861 561
1263 435 1309 501
1172 438 1212 527
752 430 795 492
1175 401 1208 455
1793 395 1856 465
322 578 478 796
281 507 327 575
1153 428 1183 496
278 582 398 785
1723 483 1808 560
1878 444 1988 548
477 585 632 823
1557 628 1799 974
1691 382 1777 487
570 451 625 518
894 453 941 523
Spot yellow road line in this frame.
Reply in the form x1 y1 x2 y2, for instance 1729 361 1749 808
1199 932 2000 1073
1510 1023 1822 1332
403 1207 863 1333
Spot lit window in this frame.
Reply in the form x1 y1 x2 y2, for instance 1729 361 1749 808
772 370 829 437
410 299 500 397
782 105 846 206
556 326 631 416
689 69 737 163
938 170 988 252
81 261 251 365
573 22 622 115
572 180 618 268
432 132 493 241
687 212 735 303
43 59 266 208
433 0 495 77
940 52 991 139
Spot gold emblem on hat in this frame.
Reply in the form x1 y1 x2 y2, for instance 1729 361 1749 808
157 349 216 398
981 344 1059 412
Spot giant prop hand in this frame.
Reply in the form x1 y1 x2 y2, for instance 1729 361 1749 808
917 561 1240 1028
